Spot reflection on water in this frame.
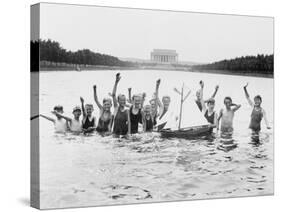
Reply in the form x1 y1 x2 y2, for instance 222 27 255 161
37 70 273 209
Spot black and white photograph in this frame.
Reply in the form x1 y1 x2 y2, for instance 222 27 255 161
30 2 274 210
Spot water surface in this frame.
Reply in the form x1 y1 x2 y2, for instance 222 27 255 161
35 70 273 209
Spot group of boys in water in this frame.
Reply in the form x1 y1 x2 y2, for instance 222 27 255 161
40 73 271 138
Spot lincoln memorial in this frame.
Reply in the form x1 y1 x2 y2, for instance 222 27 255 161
150 49 178 63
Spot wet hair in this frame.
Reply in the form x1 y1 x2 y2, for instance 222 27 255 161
53 105 63 111
85 104 93 109
103 98 112 104
132 94 142 101
207 98 215 105
224 96 232 104
162 96 171 102
144 104 151 110
254 95 262 102
117 94 126 101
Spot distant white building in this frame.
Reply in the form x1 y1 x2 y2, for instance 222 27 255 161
151 49 178 63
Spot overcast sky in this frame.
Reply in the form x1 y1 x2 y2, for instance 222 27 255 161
39 3 273 63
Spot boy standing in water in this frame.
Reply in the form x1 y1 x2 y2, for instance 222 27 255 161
143 105 156 132
199 81 218 131
40 105 68 133
53 106 83 134
218 97 241 133
243 83 271 133
129 94 143 134
112 73 131 137
80 97 96 134
93 85 113 133
195 81 219 112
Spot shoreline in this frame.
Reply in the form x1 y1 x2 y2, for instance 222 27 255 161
37 66 273 78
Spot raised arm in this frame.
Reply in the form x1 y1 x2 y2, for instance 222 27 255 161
243 83 254 107
40 114 55 123
112 73 121 108
127 110 131 135
154 79 161 112
141 93 146 108
93 85 103 110
52 111 72 122
262 109 271 129
199 81 207 113
211 85 219 99
127 88 132 104
80 97 86 117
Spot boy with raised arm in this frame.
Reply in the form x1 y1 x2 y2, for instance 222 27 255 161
112 73 131 137
80 97 96 134
243 83 271 133
40 105 68 133
129 94 143 134
199 81 218 131
218 97 241 134
195 81 219 112
93 85 113 133
53 106 83 134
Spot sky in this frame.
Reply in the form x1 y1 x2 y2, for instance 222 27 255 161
39 3 274 63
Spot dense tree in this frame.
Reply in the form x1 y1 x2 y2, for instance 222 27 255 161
192 54 274 75
30 39 134 71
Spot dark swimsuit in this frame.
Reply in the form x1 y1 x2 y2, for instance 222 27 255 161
249 108 263 132
204 110 215 124
113 107 128 136
130 107 143 134
82 116 95 133
96 111 112 133
144 116 156 132
204 110 215 133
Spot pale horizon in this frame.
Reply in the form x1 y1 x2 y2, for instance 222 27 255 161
39 3 274 64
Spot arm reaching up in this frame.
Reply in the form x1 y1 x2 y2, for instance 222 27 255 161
243 83 254 107
211 85 219 99
199 81 207 113
80 97 86 117
127 88 132 104
112 73 121 109
93 85 103 110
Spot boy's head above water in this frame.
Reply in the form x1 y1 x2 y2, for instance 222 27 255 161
132 94 142 109
72 106 82 118
53 105 63 113
85 104 94 116
254 95 262 107
103 98 112 111
144 105 152 115
162 96 171 109
53 105 63 118
224 96 232 108
207 98 215 110
117 94 126 107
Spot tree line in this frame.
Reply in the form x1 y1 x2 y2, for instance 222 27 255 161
192 54 273 75
31 39 135 71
